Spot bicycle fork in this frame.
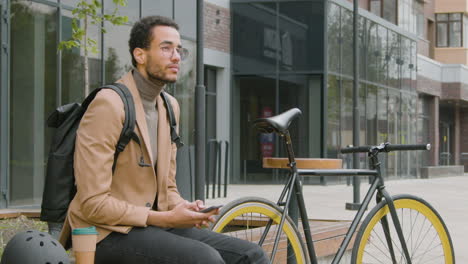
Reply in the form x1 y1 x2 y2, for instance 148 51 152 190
377 187 413 264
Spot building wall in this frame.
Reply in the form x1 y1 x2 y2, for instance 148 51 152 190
435 0 468 13
435 48 468 65
204 2 230 53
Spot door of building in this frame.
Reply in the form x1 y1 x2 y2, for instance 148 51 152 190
439 122 451 165
233 74 321 184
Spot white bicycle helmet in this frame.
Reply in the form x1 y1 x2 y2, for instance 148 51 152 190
1 230 70 264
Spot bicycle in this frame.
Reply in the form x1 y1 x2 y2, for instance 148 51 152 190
210 108 455 264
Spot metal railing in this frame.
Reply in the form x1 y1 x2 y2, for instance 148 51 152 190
206 140 229 199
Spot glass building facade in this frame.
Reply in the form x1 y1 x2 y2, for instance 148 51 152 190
231 0 423 184
327 0 420 180
0 0 197 208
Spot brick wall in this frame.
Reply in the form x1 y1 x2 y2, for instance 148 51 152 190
204 2 230 53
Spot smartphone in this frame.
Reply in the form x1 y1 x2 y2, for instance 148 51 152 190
199 205 223 213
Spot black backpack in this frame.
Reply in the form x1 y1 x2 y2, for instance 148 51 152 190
40 83 182 223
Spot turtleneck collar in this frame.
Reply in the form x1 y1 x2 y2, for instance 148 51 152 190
133 69 165 102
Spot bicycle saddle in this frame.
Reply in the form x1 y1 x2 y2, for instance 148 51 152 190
254 108 302 134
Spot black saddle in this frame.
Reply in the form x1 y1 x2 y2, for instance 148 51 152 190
253 108 302 134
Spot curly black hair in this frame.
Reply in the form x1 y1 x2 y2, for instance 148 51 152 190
129 16 179 67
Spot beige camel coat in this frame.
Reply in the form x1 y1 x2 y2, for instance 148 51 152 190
59 71 184 246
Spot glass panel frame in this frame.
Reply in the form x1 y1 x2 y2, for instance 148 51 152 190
10 1 58 206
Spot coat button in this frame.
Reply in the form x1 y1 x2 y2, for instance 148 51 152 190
145 203 152 207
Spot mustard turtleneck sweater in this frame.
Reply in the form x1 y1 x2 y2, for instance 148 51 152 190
132 69 165 165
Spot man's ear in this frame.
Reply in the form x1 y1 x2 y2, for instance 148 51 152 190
133 48 146 65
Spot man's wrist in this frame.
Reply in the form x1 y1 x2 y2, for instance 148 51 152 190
147 210 172 228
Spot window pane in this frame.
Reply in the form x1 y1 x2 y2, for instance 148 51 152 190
401 37 411 90
366 85 377 146
10 1 57 206
232 3 276 74
387 31 400 88
383 0 396 24
437 14 448 21
450 13 461 21
437 22 448 46
465 15 468 48
327 3 341 74
341 9 353 77
61 9 102 102
449 21 462 47
104 0 139 22
175 0 196 39
378 25 388 84
341 78 353 147
367 21 379 83
369 0 381 17
279 1 323 72
327 75 340 158
141 0 173 18
165 39 196 147
61 0 79 8
104 21 132 83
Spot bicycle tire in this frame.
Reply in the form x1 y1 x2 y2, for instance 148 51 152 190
211 197 308 264
352 194 455 264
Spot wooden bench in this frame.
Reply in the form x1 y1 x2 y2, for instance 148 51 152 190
221 216 354 261
262 158 354 260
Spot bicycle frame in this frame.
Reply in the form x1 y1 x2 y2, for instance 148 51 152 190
263 131 414 264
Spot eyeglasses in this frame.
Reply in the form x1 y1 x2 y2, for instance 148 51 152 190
160 45 189 61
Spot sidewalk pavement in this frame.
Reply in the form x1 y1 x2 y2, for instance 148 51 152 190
207 175 468 263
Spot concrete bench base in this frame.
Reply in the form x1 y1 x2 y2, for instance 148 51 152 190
420 166 464 179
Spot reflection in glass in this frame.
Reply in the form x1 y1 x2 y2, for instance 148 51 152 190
61 9 102 103
341 9 353 77
104 0 139 22
141 0 173 18
10 1 57 205
387 91 399 178
232 3 276 74
104 21 132 83
278 1 323 72
377 88 387 176
327 3 340 74
165 39 196 148
437 22 448 47
387 31 400 88
174 0 196 39
327 75 340 158
449 21 462 47
366 85 377 146
401 37 411 90
341 78 353 148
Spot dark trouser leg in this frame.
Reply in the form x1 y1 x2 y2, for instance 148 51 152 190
95 226 268 264
170 228 268 264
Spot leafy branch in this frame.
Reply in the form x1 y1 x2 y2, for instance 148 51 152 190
58 0 128 95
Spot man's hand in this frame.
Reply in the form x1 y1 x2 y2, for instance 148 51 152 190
147 200 219 228
188 200 220 229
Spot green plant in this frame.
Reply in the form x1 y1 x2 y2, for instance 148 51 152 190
0 216 48 258
58 0 128 95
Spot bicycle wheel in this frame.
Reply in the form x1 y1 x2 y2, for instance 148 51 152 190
211 197 308 264
352 194 455 264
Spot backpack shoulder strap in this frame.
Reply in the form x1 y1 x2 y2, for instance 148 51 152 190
92 83 140 172
160 91 183 148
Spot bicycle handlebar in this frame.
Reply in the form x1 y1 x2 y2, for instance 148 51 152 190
341 143 431 154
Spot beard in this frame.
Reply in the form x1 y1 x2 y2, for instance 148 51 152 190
146 65 177 85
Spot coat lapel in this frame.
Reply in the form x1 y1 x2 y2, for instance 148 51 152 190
119 72 155 166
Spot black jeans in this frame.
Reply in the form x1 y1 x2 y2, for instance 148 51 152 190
95 226 269 264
